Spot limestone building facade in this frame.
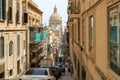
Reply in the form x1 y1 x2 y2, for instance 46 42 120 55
0 0 43 79
67 0 120 80
0 0 28 79
28 0 43 68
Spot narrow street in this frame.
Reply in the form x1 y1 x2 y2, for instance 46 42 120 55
60 74 74 80
1 0 120 80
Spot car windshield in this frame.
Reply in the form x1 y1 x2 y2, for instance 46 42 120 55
25 68 48 75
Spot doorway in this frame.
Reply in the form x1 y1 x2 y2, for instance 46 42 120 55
17 60 20 74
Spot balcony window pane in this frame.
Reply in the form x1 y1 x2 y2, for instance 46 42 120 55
89 16 94 51
0 0 6 20
9 0 12 21
82 19 85 44
0 37 4 58
17 3 20 22
9 41 13 56
109 4 120 76
17 35 20 57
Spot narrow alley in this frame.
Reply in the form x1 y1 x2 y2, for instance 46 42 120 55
1 0 120 80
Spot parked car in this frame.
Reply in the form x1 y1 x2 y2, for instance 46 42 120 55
42 66 62 80
55 63 65 73
19 68 56 80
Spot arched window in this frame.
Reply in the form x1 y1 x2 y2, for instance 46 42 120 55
9 41 13 56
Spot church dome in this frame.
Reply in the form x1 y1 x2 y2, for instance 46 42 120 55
49 6 62 26
50 13 61 22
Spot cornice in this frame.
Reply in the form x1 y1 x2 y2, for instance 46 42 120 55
28 1 43 14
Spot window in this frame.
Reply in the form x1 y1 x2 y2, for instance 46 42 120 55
0 72 4 79
0 0 6 20
23 62 26 70
74 22 77 40
78 60 80 80
17 2 20 22
82 66 86 80
0 37 4 58
109 4 120 76
9 41 13 56
89 16 94 51
9 69 13 76
23 40 26 49
9 0 12 21
78 18 80 42
25 69 48 75
82 19 85 45
17 35 20 57
72 24 74 38
21 56 23 64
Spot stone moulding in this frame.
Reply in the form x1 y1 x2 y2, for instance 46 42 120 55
95 66 107 80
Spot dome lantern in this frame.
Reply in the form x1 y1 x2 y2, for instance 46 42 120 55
54 6 57 13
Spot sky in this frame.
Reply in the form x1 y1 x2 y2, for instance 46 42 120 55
33 0 68 32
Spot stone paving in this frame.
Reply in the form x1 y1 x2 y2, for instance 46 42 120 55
60 75 75 80
58 68 75 80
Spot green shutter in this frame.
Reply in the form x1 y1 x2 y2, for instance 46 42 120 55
35 32 39 42
40 32 42 42
43 32 48 39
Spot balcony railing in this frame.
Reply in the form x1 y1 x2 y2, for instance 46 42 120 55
67 2 80 14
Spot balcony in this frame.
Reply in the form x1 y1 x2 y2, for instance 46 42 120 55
29 27 43 43
67 2 80 14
